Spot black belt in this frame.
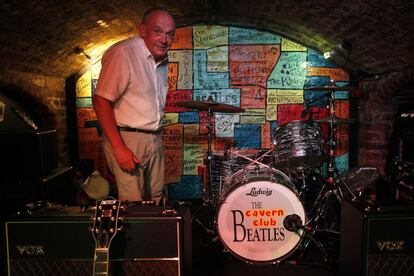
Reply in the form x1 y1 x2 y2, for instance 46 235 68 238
117 126 162 135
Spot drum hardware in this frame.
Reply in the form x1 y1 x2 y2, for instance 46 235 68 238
283 214 330 264
229 147 276 172
314 116 355 124
301 92 331 120
175 98 245 113
294 167 310 203
176 97 245 235
298 83 356 265
337 166 379 200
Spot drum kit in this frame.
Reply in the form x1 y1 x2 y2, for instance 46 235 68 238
175 85 372 265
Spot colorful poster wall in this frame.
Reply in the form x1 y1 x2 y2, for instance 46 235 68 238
75 25 350 201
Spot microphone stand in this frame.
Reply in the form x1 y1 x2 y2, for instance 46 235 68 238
283 215 330 266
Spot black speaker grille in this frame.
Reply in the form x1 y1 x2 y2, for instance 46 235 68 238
368 254 414 276
8 260 179 276
9 260 92 276
114 260 179 276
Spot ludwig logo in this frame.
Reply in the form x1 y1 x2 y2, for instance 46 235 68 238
245 187 272 197
376 240 405 251
16 245 45 256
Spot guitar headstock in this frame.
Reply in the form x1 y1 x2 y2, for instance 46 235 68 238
91 198 124 249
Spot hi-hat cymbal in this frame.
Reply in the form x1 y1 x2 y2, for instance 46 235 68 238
306 85 354 91
315 116 355 124
176 99 245 113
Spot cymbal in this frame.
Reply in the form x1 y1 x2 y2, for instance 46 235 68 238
314 116 355 124
306 85 354 91
175 99 245 113
339 166 380 199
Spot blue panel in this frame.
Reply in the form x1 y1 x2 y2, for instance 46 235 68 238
193 50 229 89
234 124 261 149
307 49 336 68
335 153 349 174
229 27 281 44
267 52 307 89
168 175 203 199
304 76 331 89
76 97 92 108
334 82 350 99
304 91 329 107
84 120 103 137
270 121 278 142
179 111 200 124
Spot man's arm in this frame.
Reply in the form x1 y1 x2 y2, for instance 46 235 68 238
93 94 140 173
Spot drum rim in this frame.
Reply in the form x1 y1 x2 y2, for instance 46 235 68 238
220 165 295 198
216 233 306 265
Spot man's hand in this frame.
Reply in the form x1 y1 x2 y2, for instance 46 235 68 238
114 145 140 173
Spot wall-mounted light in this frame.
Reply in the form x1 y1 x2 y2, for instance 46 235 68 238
323 50 335 59
96 20 109 28
324 40 352 60
74 46 96 62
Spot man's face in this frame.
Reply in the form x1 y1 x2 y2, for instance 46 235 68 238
140 11 176 62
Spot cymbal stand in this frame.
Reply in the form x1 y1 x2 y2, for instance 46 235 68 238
299 88 352 265
302 92 330 120
309 89 343 225
191 104 215 235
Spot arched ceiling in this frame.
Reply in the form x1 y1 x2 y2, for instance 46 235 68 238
0 0 413 80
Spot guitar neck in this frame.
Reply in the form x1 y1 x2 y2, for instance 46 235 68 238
91 198 123 276
93 248 109 276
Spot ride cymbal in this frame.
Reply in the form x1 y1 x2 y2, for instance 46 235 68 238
176 99 245 113
314 116 355 124
306 86 354 91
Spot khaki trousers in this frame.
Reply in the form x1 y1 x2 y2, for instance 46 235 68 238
103 131 164 203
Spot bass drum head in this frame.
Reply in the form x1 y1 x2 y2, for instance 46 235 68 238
216 177 306 264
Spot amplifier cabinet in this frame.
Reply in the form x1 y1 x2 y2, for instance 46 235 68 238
4 205 191 276
340 199 414 276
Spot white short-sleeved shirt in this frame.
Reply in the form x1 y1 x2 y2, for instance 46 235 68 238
95 37 168 131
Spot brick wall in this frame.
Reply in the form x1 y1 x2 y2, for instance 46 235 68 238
358 70 413 175
0 69 69 167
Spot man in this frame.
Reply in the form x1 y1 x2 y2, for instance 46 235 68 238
93 7 176 204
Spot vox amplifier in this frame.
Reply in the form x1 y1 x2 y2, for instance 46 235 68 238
340 199 414 276
3 203 191 276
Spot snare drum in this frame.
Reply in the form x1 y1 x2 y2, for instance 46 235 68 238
216 165 306 264
273 120 326 169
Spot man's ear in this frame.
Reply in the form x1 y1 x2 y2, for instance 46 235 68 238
139 23 146 38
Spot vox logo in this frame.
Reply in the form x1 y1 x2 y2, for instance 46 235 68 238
16 245 45 256
376 241 405 251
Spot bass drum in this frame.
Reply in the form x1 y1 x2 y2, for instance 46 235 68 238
216 165 306 264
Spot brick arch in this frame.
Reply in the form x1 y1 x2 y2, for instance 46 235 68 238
358 68 414 175
0 84 57 130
